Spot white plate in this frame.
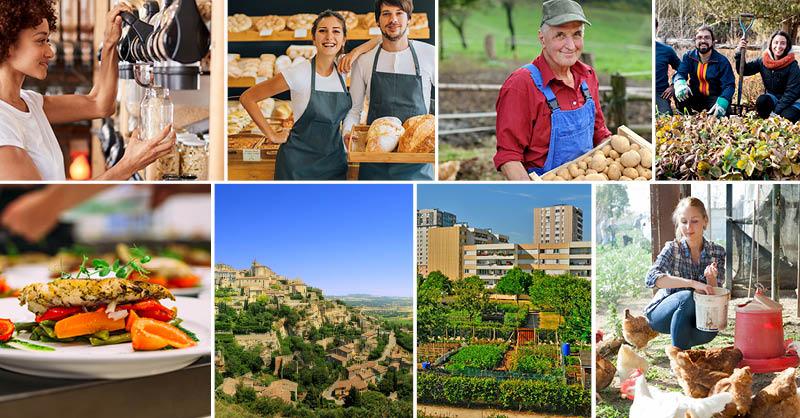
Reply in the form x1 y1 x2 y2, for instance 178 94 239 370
2 264 210 298
0 296 211 379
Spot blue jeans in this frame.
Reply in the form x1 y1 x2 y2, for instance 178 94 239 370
656 95 672 115
646 290 717 349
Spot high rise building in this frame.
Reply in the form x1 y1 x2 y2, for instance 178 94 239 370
533 205 583 244
427 224 508 280
416 209 457 275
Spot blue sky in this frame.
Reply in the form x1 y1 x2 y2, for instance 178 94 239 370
215 185 413 297
417 184 592 242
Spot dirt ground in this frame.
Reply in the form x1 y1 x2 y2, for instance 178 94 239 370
418 404 581 418
596 293 800 417
439 57 652 180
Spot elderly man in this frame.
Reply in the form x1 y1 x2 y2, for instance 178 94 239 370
673 25 735 117
494 0 611 180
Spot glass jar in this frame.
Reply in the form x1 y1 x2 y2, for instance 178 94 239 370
177 133 208 180
140 86 173 141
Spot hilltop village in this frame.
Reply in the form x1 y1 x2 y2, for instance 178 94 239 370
215 260 412 416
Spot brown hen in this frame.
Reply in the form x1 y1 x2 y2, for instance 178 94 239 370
623 308 659 349
666 346 743 398
749 368 800 418
708 366 752 417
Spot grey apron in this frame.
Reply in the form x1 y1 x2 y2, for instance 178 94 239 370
358 41 434 180
274 57 351 180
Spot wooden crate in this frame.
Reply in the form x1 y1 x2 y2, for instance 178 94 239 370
529 125 651 181
347 124 435 163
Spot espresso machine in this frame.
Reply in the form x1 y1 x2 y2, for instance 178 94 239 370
118 0 210 90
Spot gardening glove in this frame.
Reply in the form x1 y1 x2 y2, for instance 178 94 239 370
674 79 691 102
710 97 729 118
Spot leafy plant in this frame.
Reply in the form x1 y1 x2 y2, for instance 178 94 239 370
444 344 507 372
60 246 151 280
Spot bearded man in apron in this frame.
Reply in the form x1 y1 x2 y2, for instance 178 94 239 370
494 0 612 181
343 0 435 181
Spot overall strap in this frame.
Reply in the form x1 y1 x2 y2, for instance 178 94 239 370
310 56 316 90
523 63 559 110
371 46 382 74
579 80 592 102
409 40 421 76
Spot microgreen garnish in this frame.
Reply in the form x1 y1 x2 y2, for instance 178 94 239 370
59 246 151 280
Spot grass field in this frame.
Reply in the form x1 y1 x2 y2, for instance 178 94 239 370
440 3 652 77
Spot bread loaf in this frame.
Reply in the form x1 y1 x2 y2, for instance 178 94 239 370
398 114 434 153
287 14 317 31
366 117 404 152
254 15 286 32
336 11 359 31
228 14 252 33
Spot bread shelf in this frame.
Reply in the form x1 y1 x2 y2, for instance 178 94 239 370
228 76 351 89
229 14 429 42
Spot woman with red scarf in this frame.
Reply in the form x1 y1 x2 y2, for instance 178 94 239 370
735 30 800 121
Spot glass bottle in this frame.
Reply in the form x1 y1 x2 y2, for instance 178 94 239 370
140 86 173 141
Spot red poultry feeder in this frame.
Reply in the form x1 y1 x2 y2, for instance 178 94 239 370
734 289 799 373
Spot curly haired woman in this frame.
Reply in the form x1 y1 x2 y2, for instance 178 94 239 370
0 0 175 180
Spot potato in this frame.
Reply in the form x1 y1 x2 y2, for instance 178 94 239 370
568 163 583 178
586 169 598 175
639 147 652 168
636 165 648 178
623 167 639 179
606 164 621 180
620 150 641 168
591 152 607 172
620 175 632 181
602 145 612 156
553 175 565 180
609 150 620 159
585 173 607 181
634 176 647 181
631 143 641 151
582 157 592 165
610 135 631 154
556 168 572 180
641 168 652 179
542 172 556 180
574 175 585 181
578 161 588 170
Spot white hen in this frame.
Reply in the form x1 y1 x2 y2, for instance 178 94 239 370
630 375 733 418
617 344 649 380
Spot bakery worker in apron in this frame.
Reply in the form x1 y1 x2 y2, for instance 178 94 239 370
493 0 612 180
344 0 435 181
239 11 354 180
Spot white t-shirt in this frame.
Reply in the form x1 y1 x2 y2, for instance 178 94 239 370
0 90 65 180
344 40 436 134
282 59 347 120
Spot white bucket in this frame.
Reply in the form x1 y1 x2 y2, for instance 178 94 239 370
694 287 731 332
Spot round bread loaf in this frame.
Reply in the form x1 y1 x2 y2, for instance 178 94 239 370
366 117 404 152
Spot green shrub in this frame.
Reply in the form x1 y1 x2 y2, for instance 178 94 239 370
444 344 507 372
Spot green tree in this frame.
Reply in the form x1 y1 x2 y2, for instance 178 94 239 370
452 275 489 322
597 184 630 221
529 274 591 343
440 0 482 56
495 267 533 296
344 387 361 407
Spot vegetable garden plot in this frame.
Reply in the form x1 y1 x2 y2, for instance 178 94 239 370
656 113 800 180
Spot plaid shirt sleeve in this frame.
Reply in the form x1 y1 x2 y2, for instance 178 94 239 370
709 243 726 285
646 241 674 288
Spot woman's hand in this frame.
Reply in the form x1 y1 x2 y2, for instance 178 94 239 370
704 258 719 286
692 280 715 295
737 38 748 53
338 51 358 74
123 125 177 171
267 128 289 144
104 3 132 47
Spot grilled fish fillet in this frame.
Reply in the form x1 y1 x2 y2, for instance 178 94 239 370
19 278 175 315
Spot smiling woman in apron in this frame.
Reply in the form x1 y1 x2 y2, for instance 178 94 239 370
239 11 379 180
0 1 176 181
343 0 436 181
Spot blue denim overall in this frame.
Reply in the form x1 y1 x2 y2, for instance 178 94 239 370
523 63 595 176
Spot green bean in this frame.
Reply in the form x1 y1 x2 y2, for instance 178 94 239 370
89 332 131 346
38 324 57 339
14 322 38 332
92 330 110 340
39 320 56 327
29 331 40 341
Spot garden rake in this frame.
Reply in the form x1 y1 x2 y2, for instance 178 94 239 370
734 13 756 115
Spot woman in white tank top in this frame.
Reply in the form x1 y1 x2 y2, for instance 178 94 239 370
0 2 175 181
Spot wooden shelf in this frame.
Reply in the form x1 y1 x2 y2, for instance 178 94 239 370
348 151 434 163
228 76 351 88
229 14 429 42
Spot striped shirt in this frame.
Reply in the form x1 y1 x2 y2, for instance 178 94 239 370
644 237 726 315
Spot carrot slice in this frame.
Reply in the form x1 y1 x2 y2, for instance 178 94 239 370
54 311 126 339
168 276 200 289
131 318 196 351
126 309 140 332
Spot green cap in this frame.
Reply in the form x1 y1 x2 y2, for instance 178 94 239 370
541 0 591 27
